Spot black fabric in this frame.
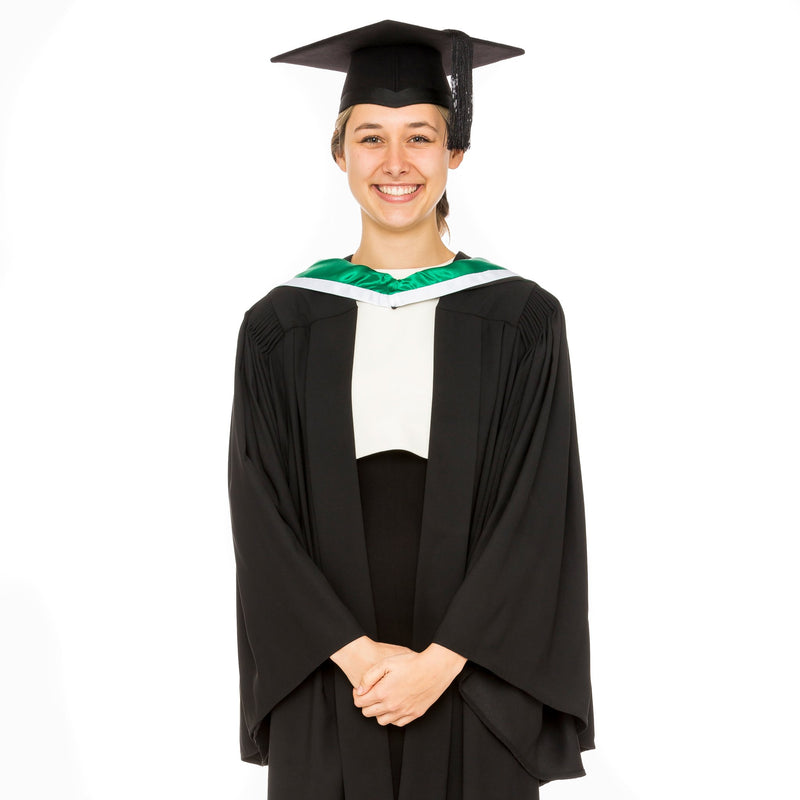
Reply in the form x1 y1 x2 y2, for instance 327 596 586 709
340 44 451 111
269 20 525 151
269 19 524 75
227 261 594 799
357 448 427 800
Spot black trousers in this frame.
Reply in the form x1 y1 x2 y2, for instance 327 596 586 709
357 448 427 800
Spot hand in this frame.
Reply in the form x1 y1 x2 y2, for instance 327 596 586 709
373 640 418 661
330 636 415 689
352 645 466 728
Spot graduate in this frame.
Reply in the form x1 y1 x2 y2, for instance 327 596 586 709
228 19 595 800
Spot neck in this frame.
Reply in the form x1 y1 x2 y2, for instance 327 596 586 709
351 213 456 270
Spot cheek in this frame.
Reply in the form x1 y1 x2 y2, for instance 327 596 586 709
346 149 378 176
429 153 451 183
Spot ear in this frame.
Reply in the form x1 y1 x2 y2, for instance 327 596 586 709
335 151 347 173
448 149 465 170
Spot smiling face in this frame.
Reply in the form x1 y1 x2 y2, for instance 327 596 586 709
334 103 464 236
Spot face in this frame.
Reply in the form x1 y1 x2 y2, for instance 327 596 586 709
335 103 464 235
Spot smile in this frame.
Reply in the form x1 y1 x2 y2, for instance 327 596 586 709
372 184 423 204
374 184 421 196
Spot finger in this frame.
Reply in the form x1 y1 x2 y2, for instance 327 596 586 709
352 687 382 708
360 698 388 719
353 680 380 703
356 663 388 695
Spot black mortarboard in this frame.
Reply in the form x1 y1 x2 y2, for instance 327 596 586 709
270 20 525 151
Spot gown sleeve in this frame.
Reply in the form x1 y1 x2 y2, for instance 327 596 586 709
430 291 595 783
228 305 368 765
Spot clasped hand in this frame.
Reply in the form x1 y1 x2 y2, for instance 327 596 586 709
351 644 458 728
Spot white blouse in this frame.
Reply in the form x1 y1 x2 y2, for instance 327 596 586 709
351 257 455 459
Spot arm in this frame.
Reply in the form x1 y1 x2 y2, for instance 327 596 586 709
428 294 594 780
230 306 368 764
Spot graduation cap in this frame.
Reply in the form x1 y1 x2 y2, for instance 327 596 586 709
270 20 525 152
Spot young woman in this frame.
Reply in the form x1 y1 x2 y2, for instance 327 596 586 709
228 20 595 800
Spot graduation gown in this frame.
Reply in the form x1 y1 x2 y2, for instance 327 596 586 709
227 253 595 799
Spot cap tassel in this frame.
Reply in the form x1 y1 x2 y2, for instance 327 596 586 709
446 29 473 152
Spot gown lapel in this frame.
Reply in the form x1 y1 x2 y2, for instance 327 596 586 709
304 286 490 799
399 293 483 800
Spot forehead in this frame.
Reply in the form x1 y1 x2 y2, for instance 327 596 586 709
348 103 444 128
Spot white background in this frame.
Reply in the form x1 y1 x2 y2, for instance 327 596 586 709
1 1 798 798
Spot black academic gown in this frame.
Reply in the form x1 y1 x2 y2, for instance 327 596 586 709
228 259 595 800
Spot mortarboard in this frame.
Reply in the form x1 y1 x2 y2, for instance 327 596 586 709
270 20 524 152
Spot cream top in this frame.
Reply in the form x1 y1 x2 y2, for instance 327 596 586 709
351 257 456 459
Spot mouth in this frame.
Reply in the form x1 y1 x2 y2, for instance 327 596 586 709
372 184 422 202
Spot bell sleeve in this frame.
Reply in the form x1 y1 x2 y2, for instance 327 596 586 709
431 292 595 783
228 306 367 765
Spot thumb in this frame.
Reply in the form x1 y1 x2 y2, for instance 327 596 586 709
356 663 384 695
355 669 371 695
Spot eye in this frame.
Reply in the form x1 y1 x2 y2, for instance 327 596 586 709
409 135 432 143
359 136 381 144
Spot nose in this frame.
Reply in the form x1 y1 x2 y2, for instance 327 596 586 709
382 140 409 177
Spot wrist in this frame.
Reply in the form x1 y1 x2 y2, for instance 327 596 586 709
422 642 468 679
330 635 373 668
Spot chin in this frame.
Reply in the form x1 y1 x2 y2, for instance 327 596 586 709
376 218 433 235
367 205 438 229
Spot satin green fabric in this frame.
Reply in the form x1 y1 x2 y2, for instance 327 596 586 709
291 257 508 296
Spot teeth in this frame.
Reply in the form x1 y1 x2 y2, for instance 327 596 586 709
377 184 419 196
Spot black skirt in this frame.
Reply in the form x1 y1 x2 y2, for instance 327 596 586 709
355 449 540 800
356 448 427 800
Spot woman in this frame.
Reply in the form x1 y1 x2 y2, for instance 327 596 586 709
228 20 595 800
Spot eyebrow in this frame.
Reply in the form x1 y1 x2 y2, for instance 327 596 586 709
352 121 439 133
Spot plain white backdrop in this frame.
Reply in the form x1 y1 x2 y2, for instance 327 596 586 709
1 1 798 798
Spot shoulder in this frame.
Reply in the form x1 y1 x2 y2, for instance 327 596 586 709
441 265 565 347
240 280 356 355
516 279 566 349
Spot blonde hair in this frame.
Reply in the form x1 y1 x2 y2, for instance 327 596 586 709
330 105 454 239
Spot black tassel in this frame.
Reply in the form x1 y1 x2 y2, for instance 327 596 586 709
445 29 473 151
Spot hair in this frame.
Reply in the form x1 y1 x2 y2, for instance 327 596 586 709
330 104 454 239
